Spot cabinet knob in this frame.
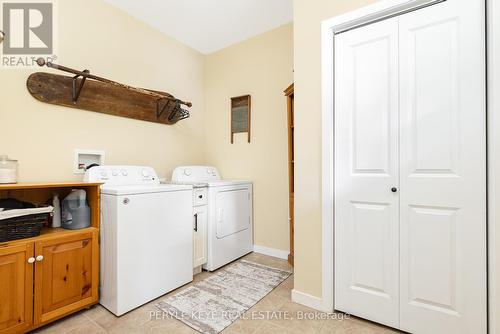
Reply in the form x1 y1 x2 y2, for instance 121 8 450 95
27 257 35 264
391 187 398 193
36 255 44 262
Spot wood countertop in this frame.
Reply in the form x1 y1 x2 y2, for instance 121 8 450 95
0 182 103 190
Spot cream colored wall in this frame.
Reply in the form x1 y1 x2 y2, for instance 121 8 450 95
293 0 377 297
1 1 294 254
0 0 206 182
204 24 294 252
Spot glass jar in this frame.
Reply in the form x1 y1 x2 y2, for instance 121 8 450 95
0 155 18 184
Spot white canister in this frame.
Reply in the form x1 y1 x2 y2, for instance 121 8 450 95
52 194 61 228
0 155 18 184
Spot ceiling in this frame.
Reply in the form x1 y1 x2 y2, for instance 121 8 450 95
104 0 293 54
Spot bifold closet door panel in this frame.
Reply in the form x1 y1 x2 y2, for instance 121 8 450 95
334 18 400 328
399 1 487 333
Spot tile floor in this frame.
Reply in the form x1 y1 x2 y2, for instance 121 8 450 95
33 253 400 334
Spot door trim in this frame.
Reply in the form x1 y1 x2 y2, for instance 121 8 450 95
318 0 488 318
487 0 500 333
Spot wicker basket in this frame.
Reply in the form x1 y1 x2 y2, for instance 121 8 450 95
0 213 49 242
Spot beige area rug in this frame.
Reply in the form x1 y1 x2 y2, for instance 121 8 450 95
155 260 292 334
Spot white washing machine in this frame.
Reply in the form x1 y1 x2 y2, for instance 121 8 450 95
172 166 253 271
84 166 193 316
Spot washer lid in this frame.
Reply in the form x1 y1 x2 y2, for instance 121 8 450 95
206 180 251 187
101 184 192 195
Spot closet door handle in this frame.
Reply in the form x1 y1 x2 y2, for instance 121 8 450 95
194 213 198 232
391 187 398 193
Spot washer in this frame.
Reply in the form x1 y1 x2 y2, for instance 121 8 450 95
84 166 193 316
172 166 253 271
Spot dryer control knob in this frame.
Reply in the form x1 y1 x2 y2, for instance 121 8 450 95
100 170 107 177
121 169 128 176
184 169 191 176
142 169 150 177
112 170 118 176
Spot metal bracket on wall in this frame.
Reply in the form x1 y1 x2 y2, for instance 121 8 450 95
72 70 89 103
156 98 189 122
156 98 173 119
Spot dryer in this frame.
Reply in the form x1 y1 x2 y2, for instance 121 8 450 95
172 166 253 271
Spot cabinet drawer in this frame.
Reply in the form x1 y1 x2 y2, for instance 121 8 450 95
193 188 208 206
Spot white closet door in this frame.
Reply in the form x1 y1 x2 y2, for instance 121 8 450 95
334 18 400 328
399 1 486 333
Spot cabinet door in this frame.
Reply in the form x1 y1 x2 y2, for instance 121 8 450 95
34 230 98 325
193 206 208 268
0 243 34 334
334 17 400 328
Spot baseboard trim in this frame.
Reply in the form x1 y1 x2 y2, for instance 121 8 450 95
291 289 332 313
253 245 289 260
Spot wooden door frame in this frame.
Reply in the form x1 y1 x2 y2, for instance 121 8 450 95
285 83 294 266
310 0 491 317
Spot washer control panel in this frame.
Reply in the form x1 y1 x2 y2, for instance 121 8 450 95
172 166 221 183
84 166 159 185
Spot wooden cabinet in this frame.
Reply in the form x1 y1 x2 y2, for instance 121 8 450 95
0 244 33 334
193 206 207 268
34 230 98 325
284 83 294 266
0 182 101 334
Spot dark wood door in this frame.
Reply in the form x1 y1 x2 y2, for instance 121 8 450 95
0 243 34 334
285 83 294 266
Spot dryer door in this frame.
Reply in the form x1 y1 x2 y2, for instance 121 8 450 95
215 187 251 239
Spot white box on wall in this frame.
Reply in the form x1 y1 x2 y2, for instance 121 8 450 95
74 149 105 174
